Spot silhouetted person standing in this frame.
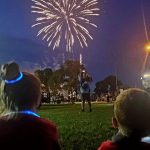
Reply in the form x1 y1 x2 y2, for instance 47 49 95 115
79 68 92 112
80 81 91 112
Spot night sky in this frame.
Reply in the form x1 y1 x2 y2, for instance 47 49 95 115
0 0 150 87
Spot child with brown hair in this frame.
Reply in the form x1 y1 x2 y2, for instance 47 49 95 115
98 88 150 150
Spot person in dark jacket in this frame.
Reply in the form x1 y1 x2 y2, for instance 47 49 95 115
0 62 61 150
98 88 150 150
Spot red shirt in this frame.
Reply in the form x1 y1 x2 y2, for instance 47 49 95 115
0 114 60 150
98 140 150 150
98 141 118 150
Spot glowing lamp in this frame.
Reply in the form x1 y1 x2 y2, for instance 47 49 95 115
145 44 150 53
143 74 150 78
141 72 150 89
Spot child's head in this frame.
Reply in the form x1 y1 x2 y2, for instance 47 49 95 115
113 88 150 137
0 62 41 114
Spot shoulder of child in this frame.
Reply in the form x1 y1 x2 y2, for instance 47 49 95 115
36 117 59 139
98 141 118 150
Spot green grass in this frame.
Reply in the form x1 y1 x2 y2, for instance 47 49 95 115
38 104 116 150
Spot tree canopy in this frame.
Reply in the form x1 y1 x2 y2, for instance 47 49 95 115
34 60 82 92
95 75 123 96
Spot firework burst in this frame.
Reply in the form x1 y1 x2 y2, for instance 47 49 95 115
31 0 99 52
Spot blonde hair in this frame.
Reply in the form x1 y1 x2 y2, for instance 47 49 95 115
114 88 150 137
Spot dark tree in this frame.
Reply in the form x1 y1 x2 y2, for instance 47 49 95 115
95 75 123 96
34 68 53 88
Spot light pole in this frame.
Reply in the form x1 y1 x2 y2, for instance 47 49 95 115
141 44 150 90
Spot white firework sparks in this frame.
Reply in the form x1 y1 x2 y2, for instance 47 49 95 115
31 0 99 52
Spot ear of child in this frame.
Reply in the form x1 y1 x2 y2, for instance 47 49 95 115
112 117 118 129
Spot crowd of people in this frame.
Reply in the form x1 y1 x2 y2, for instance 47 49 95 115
40 67 93 107
1 62 150 150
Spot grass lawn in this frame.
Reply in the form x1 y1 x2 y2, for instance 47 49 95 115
38 104 116 150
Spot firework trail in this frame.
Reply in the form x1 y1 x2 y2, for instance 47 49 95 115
31 0 99 52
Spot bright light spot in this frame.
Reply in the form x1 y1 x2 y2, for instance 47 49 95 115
31 0 100 52
143 74 150 78
145 43 150 53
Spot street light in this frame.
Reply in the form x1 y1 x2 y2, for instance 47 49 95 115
145 43 150 53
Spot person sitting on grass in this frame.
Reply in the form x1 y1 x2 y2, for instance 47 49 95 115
0 62 60 150
98 88 150 150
